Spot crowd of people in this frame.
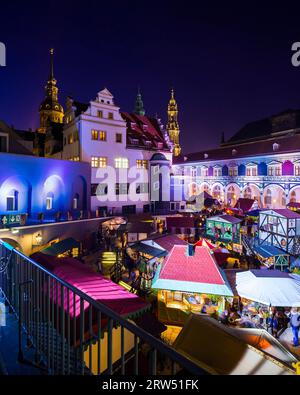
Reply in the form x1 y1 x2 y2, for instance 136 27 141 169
217 298 300 347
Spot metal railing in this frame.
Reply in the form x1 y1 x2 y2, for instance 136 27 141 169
0 239 205 376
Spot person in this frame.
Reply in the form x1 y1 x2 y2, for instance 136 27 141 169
289 307 300 347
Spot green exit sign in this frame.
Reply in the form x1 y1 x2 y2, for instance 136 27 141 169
1 214 22 226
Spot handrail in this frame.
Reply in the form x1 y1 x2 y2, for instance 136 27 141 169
0 239 205 375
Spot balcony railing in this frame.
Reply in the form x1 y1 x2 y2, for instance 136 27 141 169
0 239 204 376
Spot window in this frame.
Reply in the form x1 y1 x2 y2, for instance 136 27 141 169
268 165 281 176
246 165 257 176
115 183 129 195
136 159 148 169
72 156 80 162
68 133 74 144
91 157 107 168
97 110 103 118
0 135 8 152
108 112 114 120
116 133 122 143
201 167 208 177
97 184 108 196
136 183 148 194
99 131 106 141
46 197 53 210
6 190 18 211
115 157 129 168
213 167 222 177
229 166 238 176
73 194 79 210
91 129 98 140
295 165 300 176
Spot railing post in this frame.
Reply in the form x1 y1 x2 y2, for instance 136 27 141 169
107 318 113 374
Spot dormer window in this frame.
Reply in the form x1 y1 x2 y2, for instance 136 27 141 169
268 162 282 176
273 143 280 151
229 165 238 177
246 163 257 176
232 149 237 156
204 153 208 159
213 166 222 177
201 166 208 177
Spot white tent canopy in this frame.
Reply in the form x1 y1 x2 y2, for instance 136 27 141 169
236 270 300 307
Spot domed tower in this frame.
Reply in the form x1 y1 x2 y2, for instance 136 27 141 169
166 88 181 156
38 49 64 133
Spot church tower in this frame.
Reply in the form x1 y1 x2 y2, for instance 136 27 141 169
38 49 64 133
134 89 145 116
167 88 181 156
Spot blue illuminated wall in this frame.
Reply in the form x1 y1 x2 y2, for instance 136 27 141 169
0 153 91 218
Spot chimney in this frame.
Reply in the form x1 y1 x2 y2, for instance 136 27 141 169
187 243 195 256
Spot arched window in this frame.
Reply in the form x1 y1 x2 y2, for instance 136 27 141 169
227 186 236 204
73 193 79 210
46 192 54 210
264 189 272 206
212 185 222 199
243 187 252 199
290 191 297 203
6 189 18 211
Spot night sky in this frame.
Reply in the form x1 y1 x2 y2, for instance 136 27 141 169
1 1 300 154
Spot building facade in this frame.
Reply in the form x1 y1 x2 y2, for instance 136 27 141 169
0 152 90 221
60 89 173 215
171 109 300 210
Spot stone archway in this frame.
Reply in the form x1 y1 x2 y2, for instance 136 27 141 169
263 185 286 209
225 183 240 207
242 184 262 207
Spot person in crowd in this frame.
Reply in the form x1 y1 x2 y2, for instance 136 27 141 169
289 307 300 347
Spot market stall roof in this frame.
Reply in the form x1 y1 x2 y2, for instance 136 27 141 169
287 202 300 209
128 240 168 258
234 198 255 212
194 238 216 249
260 208 300 219
152 245 233 296
31 252 150 319
246 209 261 217
207 214 242 224
39 238 80 256
149 234 187 252
166 216 195 230
173 315 295 375
236 270 300 307
253 243 288 258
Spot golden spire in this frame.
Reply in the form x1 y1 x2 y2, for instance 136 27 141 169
167 88 181 156
38 48 64 133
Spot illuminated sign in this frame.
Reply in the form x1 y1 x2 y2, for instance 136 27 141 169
0 214 22 226
0 42 6 66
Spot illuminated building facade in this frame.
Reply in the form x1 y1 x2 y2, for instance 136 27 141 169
171 109 300 210
0 152 90 220
61 89 172 215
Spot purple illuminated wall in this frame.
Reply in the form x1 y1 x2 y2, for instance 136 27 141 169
282 160 294 176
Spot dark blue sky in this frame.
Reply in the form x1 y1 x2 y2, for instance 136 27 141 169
1 1 300 154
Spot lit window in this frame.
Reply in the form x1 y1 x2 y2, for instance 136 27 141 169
108 112 114 120
73 194 79 210
115 183 129 195
99 157 107 167
97 110 103 118
99 131 106 141
68 133 74 144
91 157 107 168
295 165 300 176
116 133 122 143
136 159 148 169
115 157 129 168
46 197 53 210
91 130 98 140
91 157 99 168
213 167 222 177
